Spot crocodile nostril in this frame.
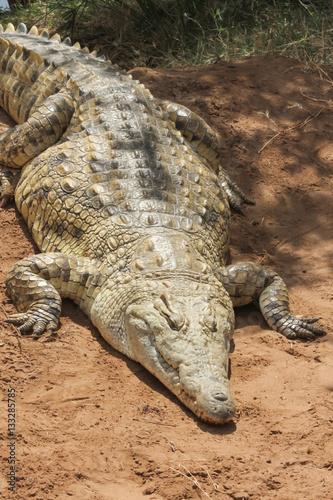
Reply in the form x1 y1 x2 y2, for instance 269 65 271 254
213 392 228 401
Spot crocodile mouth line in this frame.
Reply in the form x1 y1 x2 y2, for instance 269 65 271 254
151 338 231 423
152 340 198 401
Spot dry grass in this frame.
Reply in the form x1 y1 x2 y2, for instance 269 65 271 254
1 1 333 68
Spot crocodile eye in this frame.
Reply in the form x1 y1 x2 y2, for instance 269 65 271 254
199 312 217 332
160 310 185 331
154 293 186 331
205 316 217 332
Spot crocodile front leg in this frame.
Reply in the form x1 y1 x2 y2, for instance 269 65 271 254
5 253 106 337
156 98 254 212
0 92 74 207
217 262 326 340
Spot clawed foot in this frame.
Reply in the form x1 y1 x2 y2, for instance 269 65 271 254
0 168 19 207
218 168 255 214
276 315 326 340
5 308 59 338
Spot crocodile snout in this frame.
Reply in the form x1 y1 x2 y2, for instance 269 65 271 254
195 388 236 424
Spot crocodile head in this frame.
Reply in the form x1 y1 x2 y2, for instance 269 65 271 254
124 277 236 424
91 233 235 424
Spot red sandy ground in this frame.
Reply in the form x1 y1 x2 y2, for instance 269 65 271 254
0 55 332 500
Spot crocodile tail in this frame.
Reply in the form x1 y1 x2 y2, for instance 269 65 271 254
0 23 112 64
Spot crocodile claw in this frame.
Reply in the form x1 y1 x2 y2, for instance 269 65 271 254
0 169 19 207
277 316 326 340
0 174 13 207
0 192 12 208
5 311 58 337
218 167 255 214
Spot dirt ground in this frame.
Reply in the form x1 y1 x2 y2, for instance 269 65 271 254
0 55 332 499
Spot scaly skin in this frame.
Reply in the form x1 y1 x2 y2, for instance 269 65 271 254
0 24 326 424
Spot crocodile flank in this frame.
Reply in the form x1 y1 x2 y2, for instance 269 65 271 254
0 24 326 424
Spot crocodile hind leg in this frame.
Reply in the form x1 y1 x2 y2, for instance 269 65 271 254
5 252 106 337
0 167 20 207
0 92 74 206
156 98 254 213
217 262 326 340
156 98 221 168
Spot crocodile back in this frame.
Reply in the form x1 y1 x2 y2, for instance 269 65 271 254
0 26 230 268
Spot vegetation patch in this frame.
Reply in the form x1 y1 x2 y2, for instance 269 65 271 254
1 1 333 68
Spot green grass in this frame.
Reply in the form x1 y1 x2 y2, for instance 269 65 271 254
1 1 333 68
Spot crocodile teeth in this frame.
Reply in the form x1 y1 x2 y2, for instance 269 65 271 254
5 23 15 33
17 23 27 34
73 42 81 49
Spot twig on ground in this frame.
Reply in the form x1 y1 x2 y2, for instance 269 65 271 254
312 62 333 84
257 131 282 154
258 109 323 153
170 463 213 499
300 91 333 106
200 465 220 491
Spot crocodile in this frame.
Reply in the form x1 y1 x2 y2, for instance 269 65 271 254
0 23 326 424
